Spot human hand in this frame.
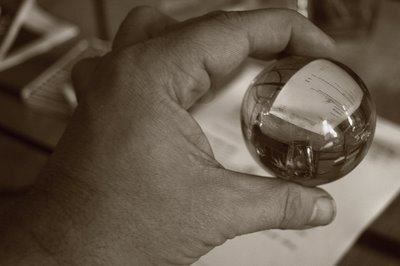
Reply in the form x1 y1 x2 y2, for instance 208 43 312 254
38 7 336 265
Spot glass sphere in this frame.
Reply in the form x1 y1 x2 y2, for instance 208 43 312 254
241 56 376 186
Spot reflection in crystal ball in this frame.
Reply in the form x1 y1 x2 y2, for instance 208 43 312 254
241 56 376 186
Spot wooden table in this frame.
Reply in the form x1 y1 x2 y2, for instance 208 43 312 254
0 0 399 264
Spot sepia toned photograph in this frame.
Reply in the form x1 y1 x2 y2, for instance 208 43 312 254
0 0 399 265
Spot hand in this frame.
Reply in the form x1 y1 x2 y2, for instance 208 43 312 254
5 7 337 266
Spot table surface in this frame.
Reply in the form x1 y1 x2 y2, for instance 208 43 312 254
1 0 400 265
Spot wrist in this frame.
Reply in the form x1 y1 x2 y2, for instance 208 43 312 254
1 158 149 265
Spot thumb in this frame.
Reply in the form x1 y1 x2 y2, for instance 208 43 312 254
212 169 336 236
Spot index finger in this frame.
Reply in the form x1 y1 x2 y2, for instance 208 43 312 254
122 8 336 108
178 8 336 76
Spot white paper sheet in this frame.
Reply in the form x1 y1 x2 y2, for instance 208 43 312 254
191 60 400 266
270 59 363 135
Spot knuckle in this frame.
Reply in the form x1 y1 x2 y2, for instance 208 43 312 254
203 10 248 47
275 8 306 26
113 41 158 70
274 8 302 18
209 10 246 28
278 183 303 228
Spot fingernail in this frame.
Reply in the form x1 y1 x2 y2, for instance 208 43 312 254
308 197 336 226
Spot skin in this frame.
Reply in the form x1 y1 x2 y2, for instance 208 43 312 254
0 7 337 266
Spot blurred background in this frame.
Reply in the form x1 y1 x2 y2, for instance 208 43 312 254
0 0 399 265
7 0 397 123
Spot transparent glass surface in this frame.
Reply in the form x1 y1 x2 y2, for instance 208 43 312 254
241 56 376 186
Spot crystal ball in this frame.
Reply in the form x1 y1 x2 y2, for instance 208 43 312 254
241 56 376 186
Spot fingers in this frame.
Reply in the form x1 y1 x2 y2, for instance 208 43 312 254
176 8 335 76
71 6 178 105
244 9 336 59
113 6 178 50
129 8 336 109
210 169 336 236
